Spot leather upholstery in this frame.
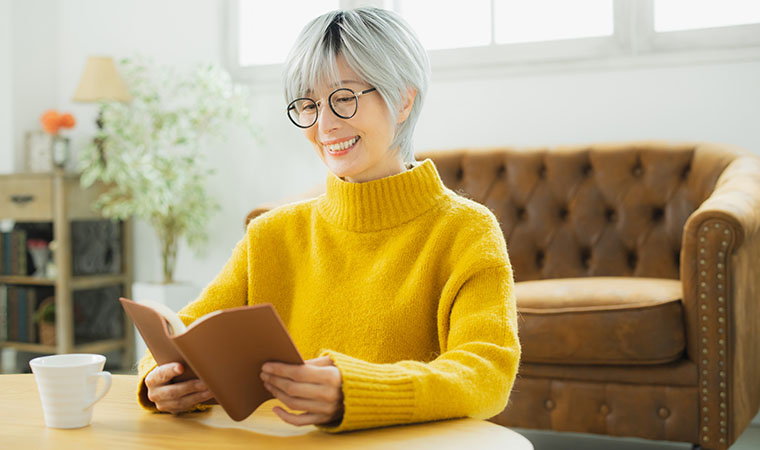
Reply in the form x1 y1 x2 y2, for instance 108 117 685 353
246 141 760 450
517 277 685 365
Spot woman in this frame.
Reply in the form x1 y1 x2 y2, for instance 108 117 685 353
138 7 520 432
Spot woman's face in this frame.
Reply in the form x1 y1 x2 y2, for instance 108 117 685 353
302 55 406 183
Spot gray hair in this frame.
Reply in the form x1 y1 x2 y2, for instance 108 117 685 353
283 7 430 162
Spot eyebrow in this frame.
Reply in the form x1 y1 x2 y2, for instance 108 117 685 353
335 79 363 86
305 79 366 96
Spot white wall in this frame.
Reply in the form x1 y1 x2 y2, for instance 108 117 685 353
418 60 760 152
0 0 12 173
4 0 759 292
53 0 231 289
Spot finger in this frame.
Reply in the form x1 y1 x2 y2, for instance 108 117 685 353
264 381 335 416
305 356 334 367
149 378 208 404
262 361 337 385
145 362 183 388
261 372 339 404
158 389 214 415
272 406 329 427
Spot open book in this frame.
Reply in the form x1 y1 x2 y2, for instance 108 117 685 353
119 297 303 421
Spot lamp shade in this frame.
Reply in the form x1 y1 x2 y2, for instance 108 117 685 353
72 56 132 103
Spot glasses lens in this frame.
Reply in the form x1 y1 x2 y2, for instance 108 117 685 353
288 99 317 128
330 89 358 119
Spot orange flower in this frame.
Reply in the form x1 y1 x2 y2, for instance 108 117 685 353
41 110 60 135
40 110 76 135
60 113 76 129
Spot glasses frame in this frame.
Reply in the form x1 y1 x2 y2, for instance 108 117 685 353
287 87 377 129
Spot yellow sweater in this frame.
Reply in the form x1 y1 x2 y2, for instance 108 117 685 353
137 158 520 432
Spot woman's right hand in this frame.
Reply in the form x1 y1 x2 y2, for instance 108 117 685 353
144 362 214 414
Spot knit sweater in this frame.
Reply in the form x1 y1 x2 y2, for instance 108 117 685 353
137 158 520 433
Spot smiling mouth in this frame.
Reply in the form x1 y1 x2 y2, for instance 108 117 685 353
324 136 360 154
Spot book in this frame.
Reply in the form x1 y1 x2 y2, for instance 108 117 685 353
119 298 304 421
0 285 7 341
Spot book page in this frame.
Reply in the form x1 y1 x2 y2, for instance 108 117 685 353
137 299 188 335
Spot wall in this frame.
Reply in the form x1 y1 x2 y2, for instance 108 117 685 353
418 60 760 153
4 0 759 294
0 0 12 173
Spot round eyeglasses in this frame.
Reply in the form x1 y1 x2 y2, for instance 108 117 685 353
287 87 377 129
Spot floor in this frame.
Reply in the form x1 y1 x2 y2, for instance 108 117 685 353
515 425 760 450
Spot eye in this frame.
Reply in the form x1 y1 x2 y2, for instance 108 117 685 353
302 103 316 111
334 95 354 104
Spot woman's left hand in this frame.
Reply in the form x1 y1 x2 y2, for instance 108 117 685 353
260 355 344 426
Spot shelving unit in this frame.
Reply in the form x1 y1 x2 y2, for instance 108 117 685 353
0 168 134 371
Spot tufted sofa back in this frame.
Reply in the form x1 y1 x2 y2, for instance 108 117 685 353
419 142 743 283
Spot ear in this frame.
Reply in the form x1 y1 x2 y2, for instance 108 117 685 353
396 88 417 124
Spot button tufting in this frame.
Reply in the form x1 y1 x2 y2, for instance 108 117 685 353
538 164 547 179
580 247 592 269
632 162 643 177
496 165 506 177
651 207 664 222
455 167 464 180
544 399 555 410
600 404 610 415
582 163 593 177
535 250 545 268
604 207 616 223
658 407 670 419
626 250 638 270
681 163 691 179
515 206 526 221
558 207 569 220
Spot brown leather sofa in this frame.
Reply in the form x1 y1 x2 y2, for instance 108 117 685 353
246 141 760 450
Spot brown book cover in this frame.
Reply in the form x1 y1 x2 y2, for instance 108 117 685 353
119 297 304 421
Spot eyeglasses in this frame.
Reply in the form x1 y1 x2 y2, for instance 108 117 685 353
287 87 377 129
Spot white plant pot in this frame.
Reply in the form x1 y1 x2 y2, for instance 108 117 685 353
131 281 200 364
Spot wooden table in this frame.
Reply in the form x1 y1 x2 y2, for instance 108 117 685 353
1 374 533 449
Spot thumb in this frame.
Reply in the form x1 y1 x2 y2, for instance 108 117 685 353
305 355 334 366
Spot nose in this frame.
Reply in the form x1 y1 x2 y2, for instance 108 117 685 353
317 101 342 134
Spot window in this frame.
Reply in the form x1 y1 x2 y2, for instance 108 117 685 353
394 0 614 49
227 0 760 81
655 0 760 32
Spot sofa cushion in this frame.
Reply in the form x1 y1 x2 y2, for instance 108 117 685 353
516 277 685 365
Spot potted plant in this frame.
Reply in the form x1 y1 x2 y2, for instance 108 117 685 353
79 56 256 284
36 297 56 346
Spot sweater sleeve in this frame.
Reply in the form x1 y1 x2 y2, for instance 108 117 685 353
135 232 251 411
318 264 520 432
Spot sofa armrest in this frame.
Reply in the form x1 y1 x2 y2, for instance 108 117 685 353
681 156 760 447
244 184 326 228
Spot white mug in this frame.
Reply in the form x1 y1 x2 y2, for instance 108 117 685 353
29 353 112 429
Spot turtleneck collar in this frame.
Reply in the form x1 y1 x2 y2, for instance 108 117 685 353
316 159 446 232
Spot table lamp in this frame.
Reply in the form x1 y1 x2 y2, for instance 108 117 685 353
72 56 132 167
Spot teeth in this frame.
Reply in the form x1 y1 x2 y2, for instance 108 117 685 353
325 136 358 153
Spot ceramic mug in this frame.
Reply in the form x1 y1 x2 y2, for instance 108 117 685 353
29 353 112 429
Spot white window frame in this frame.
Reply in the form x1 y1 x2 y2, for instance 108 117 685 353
225 0 760 86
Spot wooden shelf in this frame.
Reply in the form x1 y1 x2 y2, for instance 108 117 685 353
0 274 128 289
71 274 129 290
0 341 56 353
0 169 135 372
0 275 55 286
0 338 127 354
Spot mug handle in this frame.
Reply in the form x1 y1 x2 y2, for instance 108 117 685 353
84 371 112 411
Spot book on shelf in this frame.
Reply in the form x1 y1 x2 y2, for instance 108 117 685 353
120 298 303 421
0 230 28 276
0 230 33 276
0 285 45 343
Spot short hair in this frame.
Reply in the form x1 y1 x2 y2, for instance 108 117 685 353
283 7 430 162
